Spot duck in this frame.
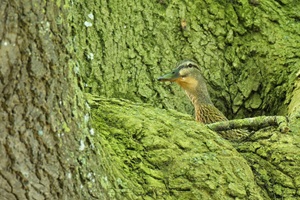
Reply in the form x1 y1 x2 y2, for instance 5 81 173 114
158 60 228 124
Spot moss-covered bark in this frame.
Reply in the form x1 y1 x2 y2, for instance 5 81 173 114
90 95 300 199
288 70 300 120
72 0 300 199
236 127 300 198
73 0 300 119
2 0 299 199
91 97 268 199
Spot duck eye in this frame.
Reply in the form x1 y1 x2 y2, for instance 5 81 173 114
187 63 194 68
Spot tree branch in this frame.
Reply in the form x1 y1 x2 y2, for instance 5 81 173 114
206 116 289 133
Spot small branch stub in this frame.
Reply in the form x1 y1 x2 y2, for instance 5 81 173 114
206 116 289 133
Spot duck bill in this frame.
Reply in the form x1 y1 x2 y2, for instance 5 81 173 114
157 72 179 82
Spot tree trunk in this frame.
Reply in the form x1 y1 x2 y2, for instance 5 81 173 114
0 0 109 199
89 94 300 199
90 96 269 199
78 0 300 199
1 0 300 199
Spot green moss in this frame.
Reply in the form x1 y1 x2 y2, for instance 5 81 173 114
62 122 70 133
246 93 263 109
236 126 300 198
70 0 300 198
228 183 247 197
91 97 265 199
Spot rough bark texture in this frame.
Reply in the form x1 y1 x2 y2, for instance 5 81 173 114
77 0 300 199
75 0 300 120
90 95 300 199
91 97 269 199
0 0 108 199
1 0 300 199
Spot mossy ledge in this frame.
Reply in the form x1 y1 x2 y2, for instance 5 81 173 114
90 96 270 199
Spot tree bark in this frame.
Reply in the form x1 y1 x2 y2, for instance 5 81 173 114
91 96 269 199
78 0 300 199
75 0 300 120
90 94 300 199
1 0 300 199
0 1 109 199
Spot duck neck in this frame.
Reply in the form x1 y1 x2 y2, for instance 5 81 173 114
185 90 228 123
185 86 213 108
182 75 228 123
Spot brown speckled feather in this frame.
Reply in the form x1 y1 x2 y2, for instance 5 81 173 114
186 91 227 124
193 100 247 140
195 103 228 124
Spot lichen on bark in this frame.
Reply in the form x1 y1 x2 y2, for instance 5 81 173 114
71 0 300 199
90 97 267 199
2 0 300 199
